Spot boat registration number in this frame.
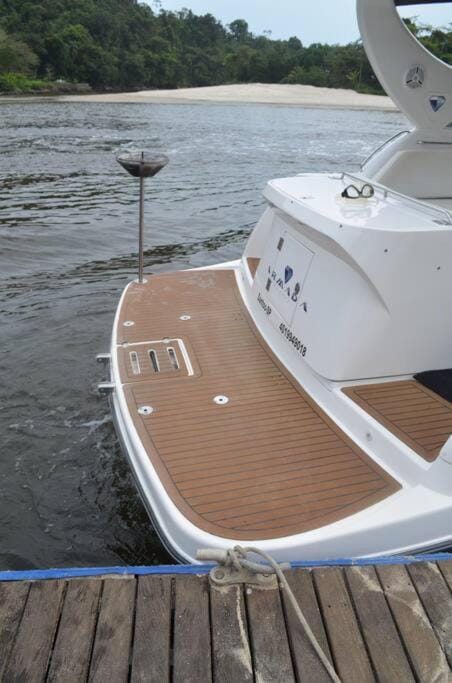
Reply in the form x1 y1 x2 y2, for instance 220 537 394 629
279 323 307 357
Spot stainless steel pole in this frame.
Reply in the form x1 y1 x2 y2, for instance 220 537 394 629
138 172 144 284
116 150 168 285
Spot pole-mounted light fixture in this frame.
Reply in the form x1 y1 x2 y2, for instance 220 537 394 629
116 151 169 284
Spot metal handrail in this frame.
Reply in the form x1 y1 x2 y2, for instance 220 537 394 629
360 130 410 170
417 140 452 145
336 171 452 225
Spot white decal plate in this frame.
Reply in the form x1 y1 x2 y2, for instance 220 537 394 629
263 229 313 325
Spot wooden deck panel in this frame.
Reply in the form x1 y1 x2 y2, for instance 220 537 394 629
1 561 451 682
0 581 30 680
47 579 102 682
376 564 449 681
3 580 65 682
314 568 374 683
343 380 452 461
131 576 172 682
282 569 334 682
247 582 296 682
88 578 135 682
117 269 399 540
246 256 261 278
406 562 452 668
345 566 415 681
173 575 212 682
210 583 253 681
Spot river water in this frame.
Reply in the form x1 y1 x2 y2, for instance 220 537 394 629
0 102 406 568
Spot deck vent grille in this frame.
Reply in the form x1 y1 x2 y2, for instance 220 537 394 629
149 349 160 373
123 338 195 379
167 347 179 370
129 351 141 375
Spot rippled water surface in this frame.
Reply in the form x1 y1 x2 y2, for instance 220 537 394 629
0 102 406 568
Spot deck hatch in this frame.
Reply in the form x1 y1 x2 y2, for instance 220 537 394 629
122 338 194 380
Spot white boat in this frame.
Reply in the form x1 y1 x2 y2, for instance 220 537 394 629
101 0 452 563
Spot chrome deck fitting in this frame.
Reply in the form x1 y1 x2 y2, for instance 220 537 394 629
98 382 115 396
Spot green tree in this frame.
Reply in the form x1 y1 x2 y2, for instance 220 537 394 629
0 27 38 74
0 1 450 94
228 19 250 43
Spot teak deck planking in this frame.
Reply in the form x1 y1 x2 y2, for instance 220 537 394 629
116 269 399 541
1 561 451 682
344 381 452 461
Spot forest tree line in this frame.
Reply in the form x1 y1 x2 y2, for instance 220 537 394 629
0 0 451 93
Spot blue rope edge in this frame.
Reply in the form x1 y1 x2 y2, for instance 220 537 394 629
0 553 450 581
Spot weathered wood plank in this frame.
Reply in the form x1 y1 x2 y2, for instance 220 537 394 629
377 564 449 683
173 574 212 683
0 581 30 679
47 579 102 682
88 578 135 683
131 575 172 683
282 569 334 682
346 565 415 682
210 584 253 682
0 561 451 683
438 559 452 593
407 562 452 667
246 584 295 683
313 567 374 683
3 579 65 683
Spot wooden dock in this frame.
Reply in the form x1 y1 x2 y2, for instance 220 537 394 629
0 559 451 682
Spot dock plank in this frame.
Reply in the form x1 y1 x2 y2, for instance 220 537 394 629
210 584 253 682
407 562 452 668
173 574 212 682
377 564 449 683
0 561 451 683
131 575 172 683
282 569 334 682
88 578 135 683
346 565 415 682
438 559 452 593
246 584 295 682
47 579 102 683
314 567 374 683
3 579 65 683
0 581 30 679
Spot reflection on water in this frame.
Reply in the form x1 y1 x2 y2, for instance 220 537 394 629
0 102 406 568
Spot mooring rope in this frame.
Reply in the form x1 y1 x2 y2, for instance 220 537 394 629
202 546 342 683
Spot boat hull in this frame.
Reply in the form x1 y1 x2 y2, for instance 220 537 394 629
107 262 452 563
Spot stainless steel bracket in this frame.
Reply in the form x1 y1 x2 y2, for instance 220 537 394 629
98 382 115 396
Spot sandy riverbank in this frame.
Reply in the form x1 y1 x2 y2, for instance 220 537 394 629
2 83 397 111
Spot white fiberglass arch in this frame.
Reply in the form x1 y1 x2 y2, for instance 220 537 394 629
358 0 452 133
